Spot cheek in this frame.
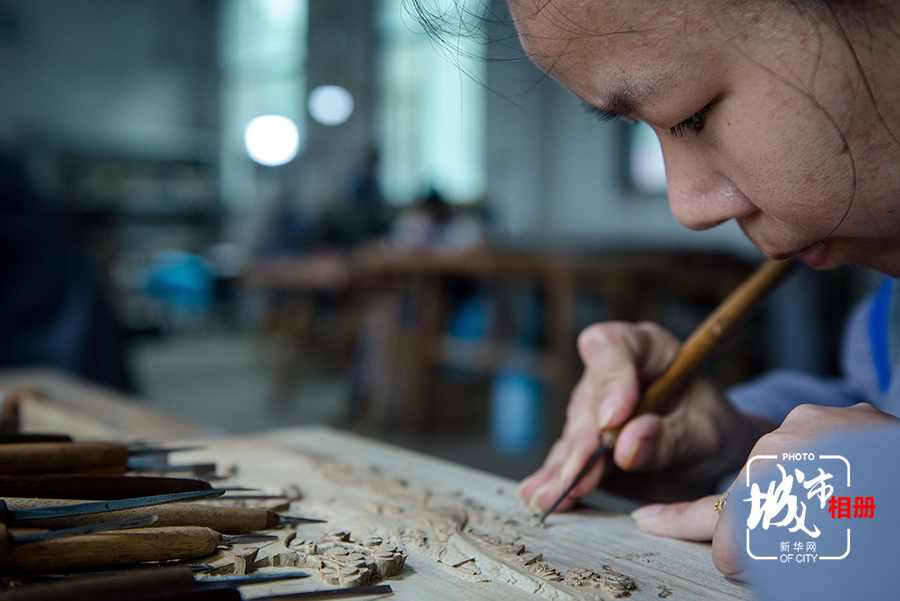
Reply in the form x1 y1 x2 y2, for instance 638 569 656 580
720 85 855 239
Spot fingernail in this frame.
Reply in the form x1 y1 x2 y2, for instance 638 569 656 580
623 440 641 469
598 401 615 429
631 504 664 520
528 482 552 510
558 459 580 493
623 438 653 470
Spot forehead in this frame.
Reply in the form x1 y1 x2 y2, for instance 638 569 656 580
506 0 718 104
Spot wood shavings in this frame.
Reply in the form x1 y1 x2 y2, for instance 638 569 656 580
292 530 407 587
564 567 638 598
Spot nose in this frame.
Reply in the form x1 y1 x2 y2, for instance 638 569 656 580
661 142 758 231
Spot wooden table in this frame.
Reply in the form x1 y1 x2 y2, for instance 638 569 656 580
3 370 751 600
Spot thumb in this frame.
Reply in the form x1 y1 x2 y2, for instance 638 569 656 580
630 494 721 542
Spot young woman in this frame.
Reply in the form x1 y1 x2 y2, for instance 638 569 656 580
413 0 900 581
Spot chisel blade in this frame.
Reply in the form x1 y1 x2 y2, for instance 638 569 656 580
8 488 226 522
267 584 394 599
277 515 327 525
197 571 309 587
221 533 279 544
126 445 206 456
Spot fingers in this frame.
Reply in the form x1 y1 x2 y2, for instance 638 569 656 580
519 321 683 514
533 431 607 511
518 430 607 512
518 438 571 506
631 494 721 541
612 377 733 477
577 322 680 431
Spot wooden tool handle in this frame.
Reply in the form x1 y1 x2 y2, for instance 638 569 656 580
0 443 129 475
0 566 198 601
105 588 240 601
0 434 73 444
610 259 796 436
0 526 221 571
0 475 212 500
3 499 271 534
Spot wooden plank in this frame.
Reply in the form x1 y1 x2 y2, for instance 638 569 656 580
0 368 205 440
174 428 750 601
4 375 749 600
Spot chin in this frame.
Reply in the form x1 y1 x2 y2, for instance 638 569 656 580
797 242 846 270
831 241 900 277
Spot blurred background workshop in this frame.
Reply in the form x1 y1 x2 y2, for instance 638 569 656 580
0 0 874 481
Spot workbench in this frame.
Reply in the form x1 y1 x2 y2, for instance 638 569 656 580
2 369 752 600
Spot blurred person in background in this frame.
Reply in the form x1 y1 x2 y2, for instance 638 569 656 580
0 152 133 391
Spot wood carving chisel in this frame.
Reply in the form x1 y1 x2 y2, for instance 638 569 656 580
101 584 394 601
2 515 157 547
540 259 798 522
0 442 209 476
1 567 310 601
0 434 73 444
0 526 278 571
0 476 225 500
0 488 225 524
2 498 324 533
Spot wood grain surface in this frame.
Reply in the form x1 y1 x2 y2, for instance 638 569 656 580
5 375 752 600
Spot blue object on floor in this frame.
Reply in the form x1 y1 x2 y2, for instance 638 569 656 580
489 364 542 455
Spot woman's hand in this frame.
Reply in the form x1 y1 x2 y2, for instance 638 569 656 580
518 321 764 512
632 402 900 580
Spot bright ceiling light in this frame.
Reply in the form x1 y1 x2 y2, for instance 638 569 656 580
244 115 300 166
307 85 354 126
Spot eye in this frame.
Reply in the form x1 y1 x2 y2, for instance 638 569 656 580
670 105 712 138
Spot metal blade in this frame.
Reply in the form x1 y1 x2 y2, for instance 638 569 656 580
278 515 327 525
127 445 206 455
265 584 394 600
539 443 609 524
218 494 291 500
221 534 280 544
10 488 226 522
11 514 159 545
127 459 217 473
197 571 309 587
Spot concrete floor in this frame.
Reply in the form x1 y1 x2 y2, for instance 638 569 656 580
131 330 550 481
133 332 352 435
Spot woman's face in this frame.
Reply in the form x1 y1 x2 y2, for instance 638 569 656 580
508 0 900 275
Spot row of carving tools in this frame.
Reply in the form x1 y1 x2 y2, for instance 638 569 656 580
0 410 393 601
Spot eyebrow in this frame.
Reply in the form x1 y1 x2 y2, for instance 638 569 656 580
583 88 641 122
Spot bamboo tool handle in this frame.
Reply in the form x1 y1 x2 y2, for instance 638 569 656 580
2 499 277 534
0 443 129 475
1 567 198 601
608 258 797 437
0 526 222 571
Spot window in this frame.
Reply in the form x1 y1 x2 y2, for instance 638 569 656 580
377 0 486 205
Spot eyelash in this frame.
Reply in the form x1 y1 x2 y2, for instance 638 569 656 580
585 103 713 138
670 105 711 138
